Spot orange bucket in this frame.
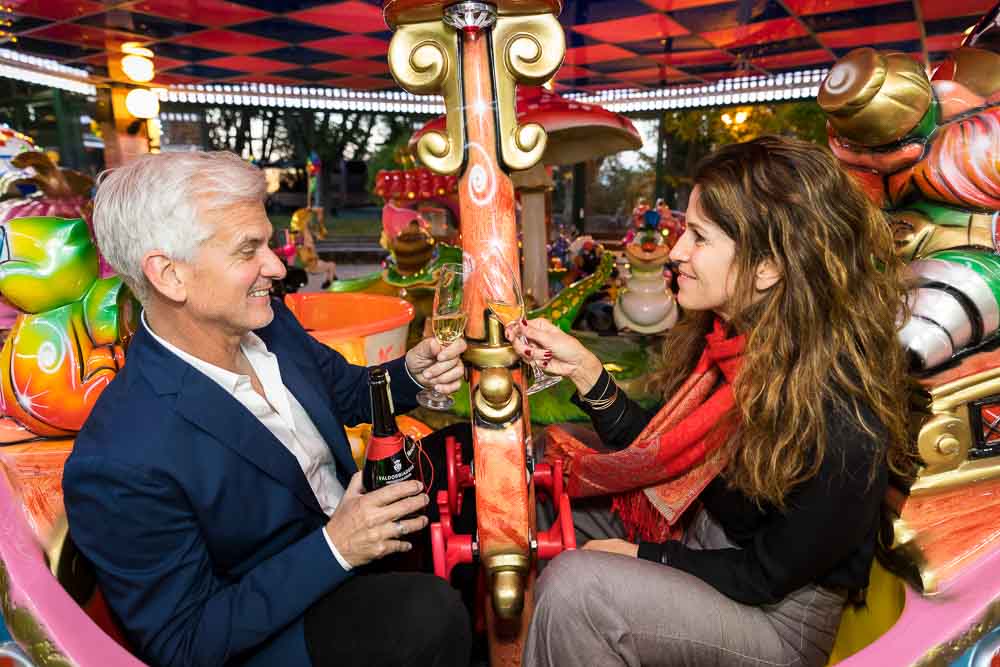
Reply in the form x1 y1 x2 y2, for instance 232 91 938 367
285 293 415 366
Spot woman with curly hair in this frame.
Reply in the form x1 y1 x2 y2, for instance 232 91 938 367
513 135 912 667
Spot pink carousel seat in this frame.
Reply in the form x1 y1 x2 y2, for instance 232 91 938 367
834 544 1000 665
0 442 144 666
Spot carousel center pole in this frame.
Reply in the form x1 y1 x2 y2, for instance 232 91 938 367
384 1 564 663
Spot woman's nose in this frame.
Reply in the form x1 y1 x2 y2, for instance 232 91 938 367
669 233 690 263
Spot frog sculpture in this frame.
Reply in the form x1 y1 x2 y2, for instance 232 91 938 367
0 216 136 443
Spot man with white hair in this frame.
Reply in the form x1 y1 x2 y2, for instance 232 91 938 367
62 151 471 667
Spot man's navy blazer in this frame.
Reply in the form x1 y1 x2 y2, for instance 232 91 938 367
63 298 422 667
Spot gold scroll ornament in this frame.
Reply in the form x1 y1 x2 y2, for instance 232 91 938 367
387 10 564 174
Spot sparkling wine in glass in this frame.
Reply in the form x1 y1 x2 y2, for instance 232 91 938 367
417 263 466 411
480 253 562 395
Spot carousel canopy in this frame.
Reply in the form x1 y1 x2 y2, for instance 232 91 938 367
3 0 996 96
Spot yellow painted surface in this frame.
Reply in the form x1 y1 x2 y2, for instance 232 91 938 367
827 560 906 665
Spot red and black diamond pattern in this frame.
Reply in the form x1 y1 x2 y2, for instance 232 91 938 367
981 402 1000 449
6 0 996 93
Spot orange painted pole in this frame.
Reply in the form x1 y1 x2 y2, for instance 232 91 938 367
385 3 565 663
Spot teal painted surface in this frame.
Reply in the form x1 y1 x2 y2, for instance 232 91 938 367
948 623 1000 666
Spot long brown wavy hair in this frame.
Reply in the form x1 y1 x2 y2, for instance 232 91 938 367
650 135 912 508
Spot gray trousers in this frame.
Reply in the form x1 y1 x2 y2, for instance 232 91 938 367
525 499 846 667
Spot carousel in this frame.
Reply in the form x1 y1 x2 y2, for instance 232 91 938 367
0 0 999 665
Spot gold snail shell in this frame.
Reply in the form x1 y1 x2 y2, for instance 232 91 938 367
818 47 931 147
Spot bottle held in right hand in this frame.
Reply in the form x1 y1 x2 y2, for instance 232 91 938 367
363 366 418 492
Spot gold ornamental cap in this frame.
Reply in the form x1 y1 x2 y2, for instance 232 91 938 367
818 47 931 147
383 0 561 29
947 47 1000 98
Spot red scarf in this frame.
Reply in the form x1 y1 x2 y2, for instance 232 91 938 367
545 319 745 542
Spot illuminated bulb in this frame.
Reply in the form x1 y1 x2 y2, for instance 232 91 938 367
125 87 159 119
734 110 748 124
721 113 732 125
121 42 154 58
121 53 154 82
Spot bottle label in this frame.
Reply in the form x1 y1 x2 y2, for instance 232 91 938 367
364 434 417 491
371 462 416 486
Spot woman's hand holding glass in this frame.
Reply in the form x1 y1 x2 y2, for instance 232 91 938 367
505 317 605 396
480 253 561 394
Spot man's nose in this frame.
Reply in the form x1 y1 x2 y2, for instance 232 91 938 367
263 246 287 280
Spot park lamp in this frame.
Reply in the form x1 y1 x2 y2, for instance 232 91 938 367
121 42 155 83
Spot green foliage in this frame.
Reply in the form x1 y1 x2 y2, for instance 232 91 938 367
662 100 827 149
589 153 656 215
366 117 426 196
643 100 829 208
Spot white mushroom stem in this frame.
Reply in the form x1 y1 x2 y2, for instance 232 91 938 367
511 164 553 304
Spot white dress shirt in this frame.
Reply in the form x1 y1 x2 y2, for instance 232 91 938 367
142 313 352 570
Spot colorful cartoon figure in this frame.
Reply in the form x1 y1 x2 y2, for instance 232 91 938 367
819 43 1000 372
614 203 677 335
289 207 337 288
624 197 680 251
547 255 568 295
304 152 326 239
655 198 684 249
622 197 649 246
810 14 1000 663
0 216 135 443
547 226 574 293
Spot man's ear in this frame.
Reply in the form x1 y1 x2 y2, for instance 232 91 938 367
755 258 782 292
141 251 187 303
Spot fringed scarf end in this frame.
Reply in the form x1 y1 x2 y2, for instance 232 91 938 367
612 490 675 543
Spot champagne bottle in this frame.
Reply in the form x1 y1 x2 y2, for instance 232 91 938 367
363 366 418 492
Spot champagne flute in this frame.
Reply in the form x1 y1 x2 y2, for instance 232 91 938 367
417 263 467 411
480 253 562 395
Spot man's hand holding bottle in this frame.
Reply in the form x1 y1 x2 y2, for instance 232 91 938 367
325 474 429 567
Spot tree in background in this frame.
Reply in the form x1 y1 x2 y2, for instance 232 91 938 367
184 106 430 209
365 115 427 195
658 101 827 210
572 101 827 223
587 153 655 224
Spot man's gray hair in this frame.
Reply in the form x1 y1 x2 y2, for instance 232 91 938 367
93 151 267 302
